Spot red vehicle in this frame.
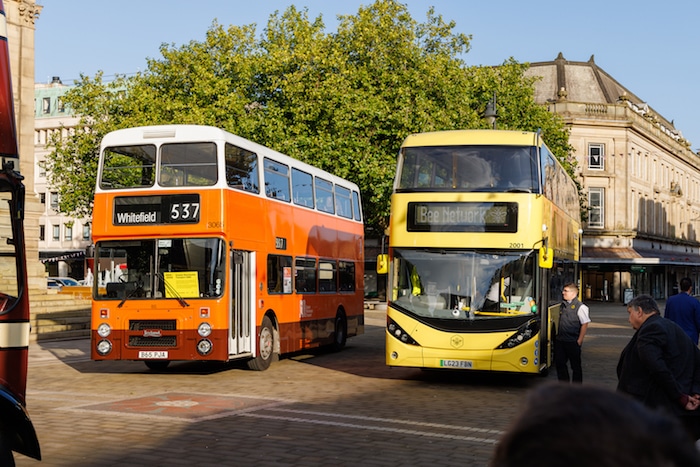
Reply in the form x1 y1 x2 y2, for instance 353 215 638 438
0 0 41 463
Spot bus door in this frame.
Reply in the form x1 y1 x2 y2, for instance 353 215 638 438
539 272 554 368
230 250 255 356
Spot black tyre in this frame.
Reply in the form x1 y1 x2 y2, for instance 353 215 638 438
144 360 170 371
0 433 15 467
331 312 347 352
247 316 275 371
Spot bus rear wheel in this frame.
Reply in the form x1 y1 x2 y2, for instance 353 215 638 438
331 312 347 352
248 316 275 371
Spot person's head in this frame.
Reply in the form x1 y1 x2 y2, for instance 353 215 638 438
490 383 700 467
561 283 578 302
680 277 693 293
626 294 659 330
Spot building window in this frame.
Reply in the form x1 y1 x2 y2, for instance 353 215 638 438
42 97 50 114
83 224 91 240
588 188 604 228
57 97 65 113
588 144 604 170
50 192 58 210
52 225 60 241
39 192 45 204
65 224 72 241
39 225 45 241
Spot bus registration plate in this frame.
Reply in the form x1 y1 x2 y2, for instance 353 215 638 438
440 359 473 369
139 351 168 359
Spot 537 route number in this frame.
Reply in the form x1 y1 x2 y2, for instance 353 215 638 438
170 202 200 222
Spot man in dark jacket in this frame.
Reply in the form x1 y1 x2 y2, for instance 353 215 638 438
617 294 700 440
664 277 700 345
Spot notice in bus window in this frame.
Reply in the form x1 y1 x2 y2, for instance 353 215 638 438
283 267 292 293
164 271 200 298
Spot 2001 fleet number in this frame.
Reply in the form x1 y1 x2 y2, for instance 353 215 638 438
509 242 524 248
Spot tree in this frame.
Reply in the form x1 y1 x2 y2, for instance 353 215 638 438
46 0 574 234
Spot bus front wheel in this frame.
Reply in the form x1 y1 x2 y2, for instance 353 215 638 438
248 316 275 371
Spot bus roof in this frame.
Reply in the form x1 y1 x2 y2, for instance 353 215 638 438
401 129 541 148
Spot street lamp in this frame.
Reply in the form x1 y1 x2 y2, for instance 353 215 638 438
484 93 497 129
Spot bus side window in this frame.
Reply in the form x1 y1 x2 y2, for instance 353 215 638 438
292 168 314 208
315 178 334 214
335 185 352 219
295 257 317 293
318 260 336 292
264 158 291 202
225 143 260 194
267 254 293 294
352 191 362 221
338 261 355 291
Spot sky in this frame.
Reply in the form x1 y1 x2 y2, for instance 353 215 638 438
34 0 700 149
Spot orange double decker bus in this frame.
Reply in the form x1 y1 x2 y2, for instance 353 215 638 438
90 125 364 370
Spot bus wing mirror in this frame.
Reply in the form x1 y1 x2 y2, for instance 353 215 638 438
376 254 388 274
538 247 553 269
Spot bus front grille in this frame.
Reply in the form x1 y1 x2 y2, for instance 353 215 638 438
129 320 177 331
128 336 177 347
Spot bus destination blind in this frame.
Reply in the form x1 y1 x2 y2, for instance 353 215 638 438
113 194 201 225
407 201 517 232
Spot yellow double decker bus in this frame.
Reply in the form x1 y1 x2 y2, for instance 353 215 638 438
383 129 580 374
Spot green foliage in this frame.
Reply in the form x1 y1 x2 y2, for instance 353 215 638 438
47 0 575 233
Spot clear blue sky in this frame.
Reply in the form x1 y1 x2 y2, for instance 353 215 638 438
35 0 700 150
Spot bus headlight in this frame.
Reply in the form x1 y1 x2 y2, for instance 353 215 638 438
387 318 419 345
197 339 213 355
198 322 212 338
96 339 112 356
496 319 540 349
97 323 111 338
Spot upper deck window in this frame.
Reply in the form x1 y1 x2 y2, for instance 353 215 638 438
160 142 217 187
315 178 334 214
225 143 259 193
335 185 352 219
101 144 156 190
292 168 314 208
263 158 290 202
352 191 362 221
397 145 538 193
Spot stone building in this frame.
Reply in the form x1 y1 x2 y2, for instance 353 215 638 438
34 77 89 279
526 53 700 302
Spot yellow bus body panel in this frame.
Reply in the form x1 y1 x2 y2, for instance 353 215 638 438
386 307 543 374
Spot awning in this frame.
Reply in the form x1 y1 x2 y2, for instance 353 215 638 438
582 247 700 266
39 250 85 264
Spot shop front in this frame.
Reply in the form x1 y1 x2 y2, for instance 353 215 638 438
581 246 700 303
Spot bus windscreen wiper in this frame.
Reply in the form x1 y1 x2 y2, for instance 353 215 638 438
117 280 142 308
157 272 189 307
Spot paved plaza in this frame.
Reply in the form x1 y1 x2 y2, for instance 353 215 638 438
14 301 637 466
